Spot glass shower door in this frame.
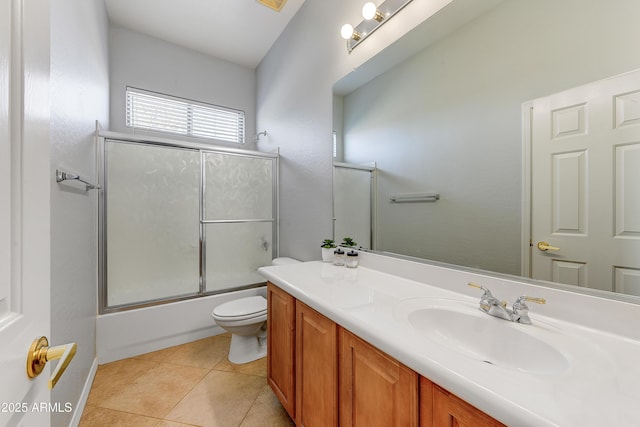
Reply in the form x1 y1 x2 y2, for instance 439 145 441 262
203 152 276 292
105 141 201 307
333 164 374 249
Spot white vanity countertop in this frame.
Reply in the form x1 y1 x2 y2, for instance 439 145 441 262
258 260 640 427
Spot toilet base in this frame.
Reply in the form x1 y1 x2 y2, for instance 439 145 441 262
228 331 267 364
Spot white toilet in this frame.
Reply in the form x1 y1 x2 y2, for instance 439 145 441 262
211 257 300 364
211 295 268 364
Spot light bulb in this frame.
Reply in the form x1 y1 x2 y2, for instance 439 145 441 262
362 2 378 20
341 24 355 40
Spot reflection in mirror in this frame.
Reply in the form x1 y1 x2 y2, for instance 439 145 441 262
333 163 375 249
332 0 640 301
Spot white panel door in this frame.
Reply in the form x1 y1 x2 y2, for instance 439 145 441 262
531 69 640 295
0 1 53 426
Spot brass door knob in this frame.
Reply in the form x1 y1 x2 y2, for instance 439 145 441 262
537 241 560 252
26 336 77 389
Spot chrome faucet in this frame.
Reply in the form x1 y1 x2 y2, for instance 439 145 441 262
468 282 545 325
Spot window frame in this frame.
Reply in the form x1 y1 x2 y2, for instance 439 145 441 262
125 87 246 145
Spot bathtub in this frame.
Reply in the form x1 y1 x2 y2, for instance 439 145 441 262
96 286 266 363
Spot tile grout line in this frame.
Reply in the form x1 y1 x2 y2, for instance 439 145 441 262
84 404 198 426
236 383 269 427
88 355 215 425
159 363 269 426
160 363 216 425
130 355 214 370
211 364 269 378
81 335 274 427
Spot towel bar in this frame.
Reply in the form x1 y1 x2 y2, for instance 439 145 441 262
390 192 439 203
56 169 101 191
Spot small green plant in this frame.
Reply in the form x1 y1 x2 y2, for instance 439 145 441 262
321 239 337 249
342 237 357 247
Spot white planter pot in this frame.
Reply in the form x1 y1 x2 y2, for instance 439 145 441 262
321 247 335 263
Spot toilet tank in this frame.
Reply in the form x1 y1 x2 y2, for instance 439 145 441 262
271 257 300 266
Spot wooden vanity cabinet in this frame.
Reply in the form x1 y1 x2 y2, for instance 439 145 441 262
339 329 419 426
267 283 296 419
267 283 338 426
295 301 338 426
420 377 506 427
267 282 505 427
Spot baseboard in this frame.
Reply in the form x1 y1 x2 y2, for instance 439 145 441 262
68 357 98 427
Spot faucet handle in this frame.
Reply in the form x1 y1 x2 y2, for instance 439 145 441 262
468 282 491 295
516 296 546 305
512 295 546 324
467 282 501 301
468 282 501 313
513 296 546 313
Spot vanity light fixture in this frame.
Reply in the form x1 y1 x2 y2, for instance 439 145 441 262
362 2 384 22
340 0 414 53
341 24 362 41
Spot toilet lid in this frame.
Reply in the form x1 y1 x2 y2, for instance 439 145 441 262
213 296 267 318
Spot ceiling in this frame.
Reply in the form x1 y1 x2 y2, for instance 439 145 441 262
105 0 306 69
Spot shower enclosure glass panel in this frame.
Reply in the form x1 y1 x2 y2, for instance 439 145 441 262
333 164 374 249
203 152 276 293
203 152 273 220
204 222 273 291
106 142 200 307
101 136 278 312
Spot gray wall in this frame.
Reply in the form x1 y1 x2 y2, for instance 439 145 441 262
50 0 109 425
340 0 640 275
109 26 257 148
258 0 640 266
255 0 336 261
255 0 462 260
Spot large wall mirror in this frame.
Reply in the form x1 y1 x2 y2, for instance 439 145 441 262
332 0 640 302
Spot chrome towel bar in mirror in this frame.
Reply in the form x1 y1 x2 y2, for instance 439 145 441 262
390 192 439 203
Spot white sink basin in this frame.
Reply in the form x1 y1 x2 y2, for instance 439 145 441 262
394 298 569 375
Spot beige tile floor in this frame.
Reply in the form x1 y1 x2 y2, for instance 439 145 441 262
80 333 295 427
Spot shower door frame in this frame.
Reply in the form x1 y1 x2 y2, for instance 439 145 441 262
332 162 377 251
97 131 279 314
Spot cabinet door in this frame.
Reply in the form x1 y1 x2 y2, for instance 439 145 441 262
339 329 419 426
296 301 338 427
267 282 296 419
419 377 434 427
431 382 506 427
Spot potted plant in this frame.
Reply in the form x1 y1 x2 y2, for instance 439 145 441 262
341 237 357 248
321 239 336 262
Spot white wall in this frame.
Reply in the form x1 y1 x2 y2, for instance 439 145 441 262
340 0 640 275
50 0 109 425
257 0 640 268
109 26 257 148
255 0 472 260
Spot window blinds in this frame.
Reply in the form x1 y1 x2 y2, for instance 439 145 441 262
126 88 245 144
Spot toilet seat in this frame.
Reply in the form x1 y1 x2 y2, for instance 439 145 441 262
212 296 267 322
